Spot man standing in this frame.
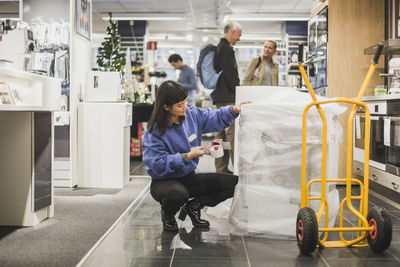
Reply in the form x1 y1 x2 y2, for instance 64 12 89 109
212 22 242 174
168 54 199 106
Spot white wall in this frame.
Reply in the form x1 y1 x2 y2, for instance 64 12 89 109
69 0 92 186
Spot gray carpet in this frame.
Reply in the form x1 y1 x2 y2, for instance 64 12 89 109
0 177 151 267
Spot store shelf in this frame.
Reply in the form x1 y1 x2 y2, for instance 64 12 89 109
364 39 400 55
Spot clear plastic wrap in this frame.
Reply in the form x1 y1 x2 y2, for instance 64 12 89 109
206 88 346 239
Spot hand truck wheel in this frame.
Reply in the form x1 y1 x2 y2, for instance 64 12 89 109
367 206 392 253
296 207 318 254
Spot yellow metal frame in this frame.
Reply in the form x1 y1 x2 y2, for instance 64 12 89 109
298 61 378 248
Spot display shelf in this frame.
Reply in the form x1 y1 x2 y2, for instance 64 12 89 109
0 67 61 111
0 106 57 111
364 39 400 55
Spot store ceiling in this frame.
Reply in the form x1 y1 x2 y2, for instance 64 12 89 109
92 0 313 46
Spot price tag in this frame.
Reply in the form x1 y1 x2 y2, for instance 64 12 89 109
355 115 361 139
384 118 391 146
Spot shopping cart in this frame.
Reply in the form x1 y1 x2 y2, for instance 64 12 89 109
296 43 392 254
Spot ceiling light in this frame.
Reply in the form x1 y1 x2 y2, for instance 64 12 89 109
225 13 309 22
202 36 209 42
241 34 282 41
148 34 187 41
186 34 193 41
235 45 264 49
101 12 185 21
158 44 193 48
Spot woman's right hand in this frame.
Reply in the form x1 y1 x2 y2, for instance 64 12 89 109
188 145 206 159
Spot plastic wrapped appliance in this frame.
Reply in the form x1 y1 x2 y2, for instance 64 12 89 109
205 87 346 239
227 88 346 239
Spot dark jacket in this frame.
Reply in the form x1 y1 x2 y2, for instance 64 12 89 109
212 38 239 104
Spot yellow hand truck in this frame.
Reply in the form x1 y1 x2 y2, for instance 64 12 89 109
296 43 393 254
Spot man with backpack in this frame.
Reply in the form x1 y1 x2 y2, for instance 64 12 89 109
212 22 242 174
168 54 199 106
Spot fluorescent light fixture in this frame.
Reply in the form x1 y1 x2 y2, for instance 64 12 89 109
101 12 185 21
185 34 193 41
235 45 264 49
225 13 309 22
241 34 281 41
148 34 187 41
158 44 194 48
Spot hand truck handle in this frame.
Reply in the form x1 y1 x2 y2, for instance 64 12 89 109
372 42 384 64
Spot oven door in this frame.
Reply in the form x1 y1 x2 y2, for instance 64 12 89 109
370 116 386 170
353 113 366 162
386 117 400 176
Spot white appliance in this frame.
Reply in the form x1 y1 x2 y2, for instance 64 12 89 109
0 29 33 71
86 71 121 101
78 102 132 188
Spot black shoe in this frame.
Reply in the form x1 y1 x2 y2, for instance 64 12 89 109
178 198 210 228
161 210 179 232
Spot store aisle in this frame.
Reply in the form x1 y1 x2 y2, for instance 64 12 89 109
79 187 400 267
80 157 400 267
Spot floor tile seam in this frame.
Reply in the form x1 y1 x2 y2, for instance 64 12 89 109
241 235 252 267
169 256 251 259
342 213 357 228
369 190 400 210
323 257 399 261
169 220 185 267
392 254 400 263
75 181 151 267
389 213 400 221
130 256 175 259
316 247 331 267
130 162 146 174
129 175 151 179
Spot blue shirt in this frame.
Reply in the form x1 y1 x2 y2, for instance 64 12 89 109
142 106 236 180
178 65 199 92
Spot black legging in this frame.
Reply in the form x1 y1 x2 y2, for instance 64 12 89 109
150 172 238 216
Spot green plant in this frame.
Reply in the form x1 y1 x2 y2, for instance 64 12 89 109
96 12 126 72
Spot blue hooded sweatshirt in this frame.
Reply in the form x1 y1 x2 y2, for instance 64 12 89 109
142 105 236 180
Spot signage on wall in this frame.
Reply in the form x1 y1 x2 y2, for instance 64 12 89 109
147 41 157 50
75 0 91 40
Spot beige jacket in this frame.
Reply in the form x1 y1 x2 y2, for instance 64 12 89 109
242 54 279 86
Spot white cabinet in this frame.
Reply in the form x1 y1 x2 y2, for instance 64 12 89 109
78 102 132 188
0 69 60 226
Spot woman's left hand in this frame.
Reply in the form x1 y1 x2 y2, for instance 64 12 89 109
232 101 252 115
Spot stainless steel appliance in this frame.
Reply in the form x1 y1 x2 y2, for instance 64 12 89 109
384 100 400 176
353 100 387 171
353 96 400 200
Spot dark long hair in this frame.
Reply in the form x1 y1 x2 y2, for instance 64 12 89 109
148 80 188 135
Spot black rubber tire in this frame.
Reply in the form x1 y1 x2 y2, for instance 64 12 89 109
367 206 392 253
296 207 318 254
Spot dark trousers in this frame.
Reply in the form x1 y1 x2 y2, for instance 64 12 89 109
150 172 238 216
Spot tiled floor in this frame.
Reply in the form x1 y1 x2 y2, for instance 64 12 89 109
80 157 400 267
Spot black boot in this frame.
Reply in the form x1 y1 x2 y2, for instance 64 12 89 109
161 210 179 232
178 198 210 228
